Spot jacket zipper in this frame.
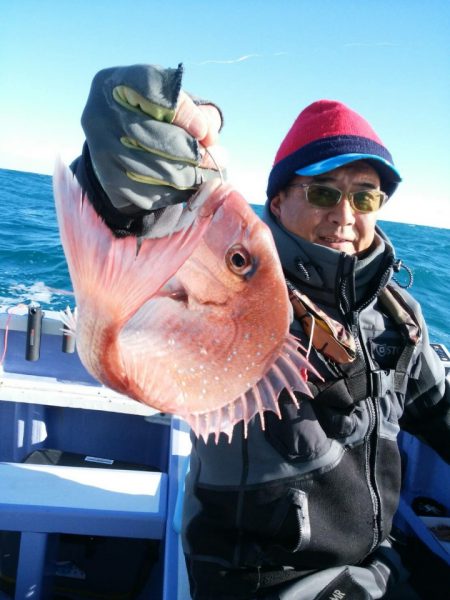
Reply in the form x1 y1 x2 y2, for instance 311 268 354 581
337 253 384 555
364 395 381 552
349 315 381 553
292 508 304 553
233 434 250 566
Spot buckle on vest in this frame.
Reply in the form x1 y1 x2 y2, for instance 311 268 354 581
370 370 393 397
287 280 356 365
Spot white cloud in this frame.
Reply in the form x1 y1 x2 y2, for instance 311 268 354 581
380 183 450 229
0 137 83 176
193 54 263 66
226 163 269 206
191 52 288 66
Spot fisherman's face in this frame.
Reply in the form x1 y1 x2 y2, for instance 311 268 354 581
270 162 380 255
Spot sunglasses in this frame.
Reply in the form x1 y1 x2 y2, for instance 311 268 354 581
287 183 388 213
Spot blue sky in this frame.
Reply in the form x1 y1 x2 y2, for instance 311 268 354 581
1 0 449 227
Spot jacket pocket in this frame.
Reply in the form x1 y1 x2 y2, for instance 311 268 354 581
243 485 311 555
272 488 311 553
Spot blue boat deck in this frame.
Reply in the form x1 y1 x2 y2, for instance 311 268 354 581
0 307 192 599
0 306 449 599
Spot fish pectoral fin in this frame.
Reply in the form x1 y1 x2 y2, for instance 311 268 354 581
116 299 183 409
184 335 317 443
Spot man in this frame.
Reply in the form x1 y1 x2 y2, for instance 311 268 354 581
73 65 449 599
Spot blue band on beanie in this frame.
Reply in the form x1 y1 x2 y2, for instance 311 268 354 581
267 135 400 200
296 153 401 180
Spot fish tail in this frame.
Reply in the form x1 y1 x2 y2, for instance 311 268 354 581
53 160 229 323
185 335 318 442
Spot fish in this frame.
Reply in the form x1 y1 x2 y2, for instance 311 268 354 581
54 160 314 441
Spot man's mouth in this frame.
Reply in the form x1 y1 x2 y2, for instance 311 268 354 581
319 236 353 244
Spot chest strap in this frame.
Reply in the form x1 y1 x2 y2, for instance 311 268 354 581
288 282 422 406
378 284 421 344
310 358 415 410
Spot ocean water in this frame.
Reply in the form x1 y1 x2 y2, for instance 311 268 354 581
1 167 449 348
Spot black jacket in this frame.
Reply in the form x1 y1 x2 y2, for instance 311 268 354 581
182 209 449 578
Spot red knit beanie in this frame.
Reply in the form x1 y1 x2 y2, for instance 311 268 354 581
266 100 401 200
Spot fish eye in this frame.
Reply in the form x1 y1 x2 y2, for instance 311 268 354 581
225 244 254 275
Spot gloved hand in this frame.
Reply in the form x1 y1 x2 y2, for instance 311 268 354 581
73 63 225 238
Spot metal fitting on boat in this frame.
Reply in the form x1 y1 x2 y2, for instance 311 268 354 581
25 302 43 361
62 324 76 353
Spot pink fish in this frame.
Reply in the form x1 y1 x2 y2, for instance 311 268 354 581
54 161 314 440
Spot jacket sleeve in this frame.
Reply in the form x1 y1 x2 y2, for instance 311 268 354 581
70 144 145 238
399 309 450 463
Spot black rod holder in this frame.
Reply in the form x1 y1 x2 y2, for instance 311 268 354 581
62 324 76 353
25 302 43 361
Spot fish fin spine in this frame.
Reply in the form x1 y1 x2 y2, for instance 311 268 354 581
59 306 78 336
184 334 316 442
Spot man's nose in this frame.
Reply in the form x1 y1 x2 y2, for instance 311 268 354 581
328 196 355 225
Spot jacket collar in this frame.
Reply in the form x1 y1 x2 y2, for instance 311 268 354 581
262 204 395 308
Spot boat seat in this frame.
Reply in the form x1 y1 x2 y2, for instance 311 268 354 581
0 461 167 599
395 432 450 567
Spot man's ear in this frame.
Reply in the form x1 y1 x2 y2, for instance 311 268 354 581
270 193 283 219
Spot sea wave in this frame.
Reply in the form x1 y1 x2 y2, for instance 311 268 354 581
1 168 449 348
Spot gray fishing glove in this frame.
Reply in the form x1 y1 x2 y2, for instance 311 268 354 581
73 63 225 238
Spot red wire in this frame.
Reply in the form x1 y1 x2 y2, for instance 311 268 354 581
0 313 12 366
0 304 27 366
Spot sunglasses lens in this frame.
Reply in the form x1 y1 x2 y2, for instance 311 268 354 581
307 185 341 207
352 191 384 212
301 185 387 212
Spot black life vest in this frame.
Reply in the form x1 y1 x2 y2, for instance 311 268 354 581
288 281 421 407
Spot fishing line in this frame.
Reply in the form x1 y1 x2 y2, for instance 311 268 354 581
186 145 225 214
203 146 225 184
306 312 315 361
